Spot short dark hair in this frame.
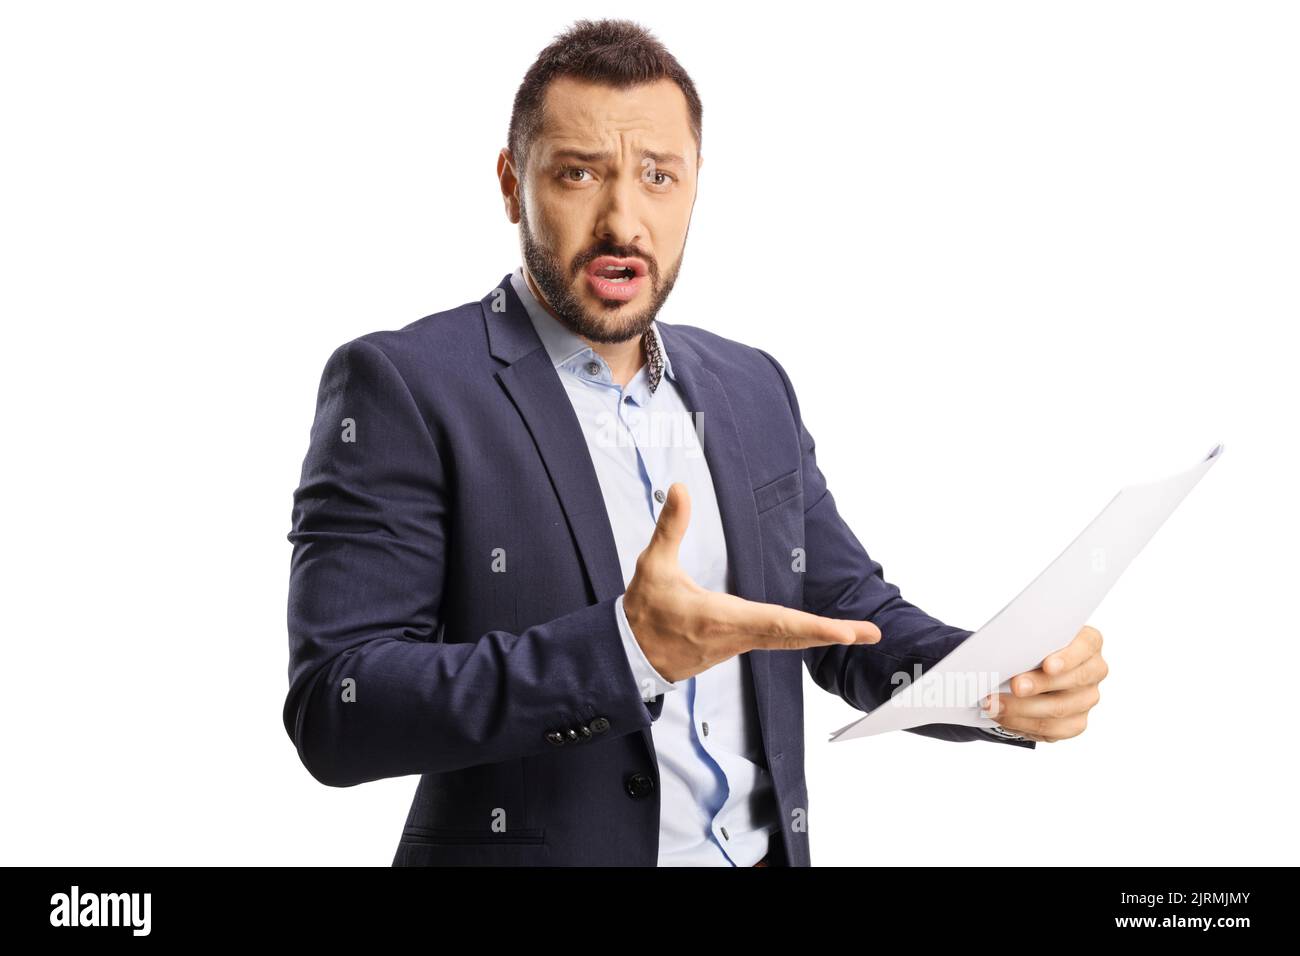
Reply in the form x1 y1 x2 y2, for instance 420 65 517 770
507 19 703 181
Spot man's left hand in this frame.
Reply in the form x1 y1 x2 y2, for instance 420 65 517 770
981 625 1108 743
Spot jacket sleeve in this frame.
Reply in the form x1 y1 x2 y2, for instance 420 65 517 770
757 349 1034 750
283 337 662 788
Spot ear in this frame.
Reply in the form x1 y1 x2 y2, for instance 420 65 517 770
497 148 522 224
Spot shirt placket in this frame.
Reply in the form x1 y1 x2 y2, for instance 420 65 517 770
622 382 741 865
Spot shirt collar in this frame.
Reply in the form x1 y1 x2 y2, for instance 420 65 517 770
510 265 674 391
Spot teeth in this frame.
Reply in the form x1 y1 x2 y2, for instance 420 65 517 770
596 263 635 282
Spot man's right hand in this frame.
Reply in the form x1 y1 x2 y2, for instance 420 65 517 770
622 482 881 683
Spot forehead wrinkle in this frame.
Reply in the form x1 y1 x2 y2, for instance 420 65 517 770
536 82 692 168
546 144 686 169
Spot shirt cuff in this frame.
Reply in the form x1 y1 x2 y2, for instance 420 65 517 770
614 592 680 702
980 725 1032 743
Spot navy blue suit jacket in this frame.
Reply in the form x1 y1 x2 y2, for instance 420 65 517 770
283 273 1034 867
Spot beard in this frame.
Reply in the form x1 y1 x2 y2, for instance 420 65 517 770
519 195 685 345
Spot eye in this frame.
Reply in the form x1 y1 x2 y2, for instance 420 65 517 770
559 166 592 183
642 167 676 189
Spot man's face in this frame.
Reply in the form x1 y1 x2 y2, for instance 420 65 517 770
509 76 700 345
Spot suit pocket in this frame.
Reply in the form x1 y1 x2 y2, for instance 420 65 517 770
400 824 546 846
753 468 802 514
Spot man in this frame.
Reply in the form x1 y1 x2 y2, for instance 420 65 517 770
283 18 1108 867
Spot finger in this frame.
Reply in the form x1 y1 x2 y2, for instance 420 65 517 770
1010 648 1109 696
983 684 1099 722
1037 625 1103 681
731 598 881 650
646 481 691 561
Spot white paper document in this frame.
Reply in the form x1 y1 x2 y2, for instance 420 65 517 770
828 442 1224 742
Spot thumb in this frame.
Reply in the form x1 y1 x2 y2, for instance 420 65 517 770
646 481 691 563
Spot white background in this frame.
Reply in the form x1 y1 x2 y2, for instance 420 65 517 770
2 1 1296 866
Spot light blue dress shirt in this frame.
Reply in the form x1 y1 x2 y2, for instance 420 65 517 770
510 266 779 866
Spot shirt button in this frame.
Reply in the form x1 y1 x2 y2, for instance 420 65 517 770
654 489 666 503
585 361 601 376
720 826 730 841
702 721 709 736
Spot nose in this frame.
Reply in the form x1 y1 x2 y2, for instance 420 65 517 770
593 174 645 253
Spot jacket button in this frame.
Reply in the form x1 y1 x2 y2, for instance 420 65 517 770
564 728 580 744
576 724 593 741
625 772 655 798
545 731 566 746
590 717 610 734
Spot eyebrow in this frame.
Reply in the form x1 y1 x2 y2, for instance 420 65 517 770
550 148 687 168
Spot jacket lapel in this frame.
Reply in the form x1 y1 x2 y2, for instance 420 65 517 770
483 274 627 604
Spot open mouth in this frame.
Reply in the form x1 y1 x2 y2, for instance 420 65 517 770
586 256 648 281
585 256 648 301
596 265 637 283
